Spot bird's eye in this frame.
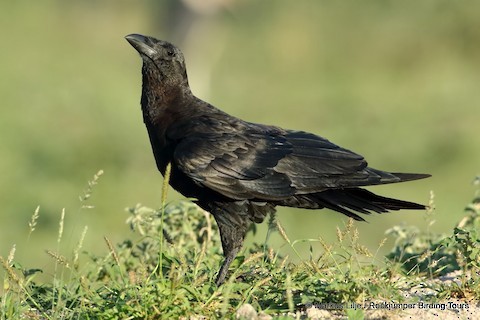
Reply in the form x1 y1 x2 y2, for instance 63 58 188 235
166 49 175 57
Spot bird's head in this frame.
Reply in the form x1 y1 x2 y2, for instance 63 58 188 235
125 34 189 89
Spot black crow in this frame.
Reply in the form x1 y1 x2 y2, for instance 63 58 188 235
125 34 430 285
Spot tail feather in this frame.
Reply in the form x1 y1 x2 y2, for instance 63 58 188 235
283 188 427 221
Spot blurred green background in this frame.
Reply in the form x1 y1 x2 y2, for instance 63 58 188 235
1 0 479 271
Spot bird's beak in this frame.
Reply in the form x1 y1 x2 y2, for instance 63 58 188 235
125 34 157 58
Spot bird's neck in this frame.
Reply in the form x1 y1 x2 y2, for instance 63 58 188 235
140 74 193 125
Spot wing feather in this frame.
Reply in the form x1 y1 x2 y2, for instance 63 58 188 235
172 121 409 201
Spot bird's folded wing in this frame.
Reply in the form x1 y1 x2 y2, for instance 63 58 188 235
172 123 392 200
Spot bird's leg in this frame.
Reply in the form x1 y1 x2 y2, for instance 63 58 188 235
214 216 249 286
215 246 239 286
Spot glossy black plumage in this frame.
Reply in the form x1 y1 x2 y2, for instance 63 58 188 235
125 34 430 285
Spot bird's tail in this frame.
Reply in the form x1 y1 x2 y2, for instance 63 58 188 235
282 188 428 221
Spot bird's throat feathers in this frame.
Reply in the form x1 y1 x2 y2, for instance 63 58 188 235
140 63 192 125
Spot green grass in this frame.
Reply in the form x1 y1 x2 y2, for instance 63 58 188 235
1 1 480 268
1 172 478 319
